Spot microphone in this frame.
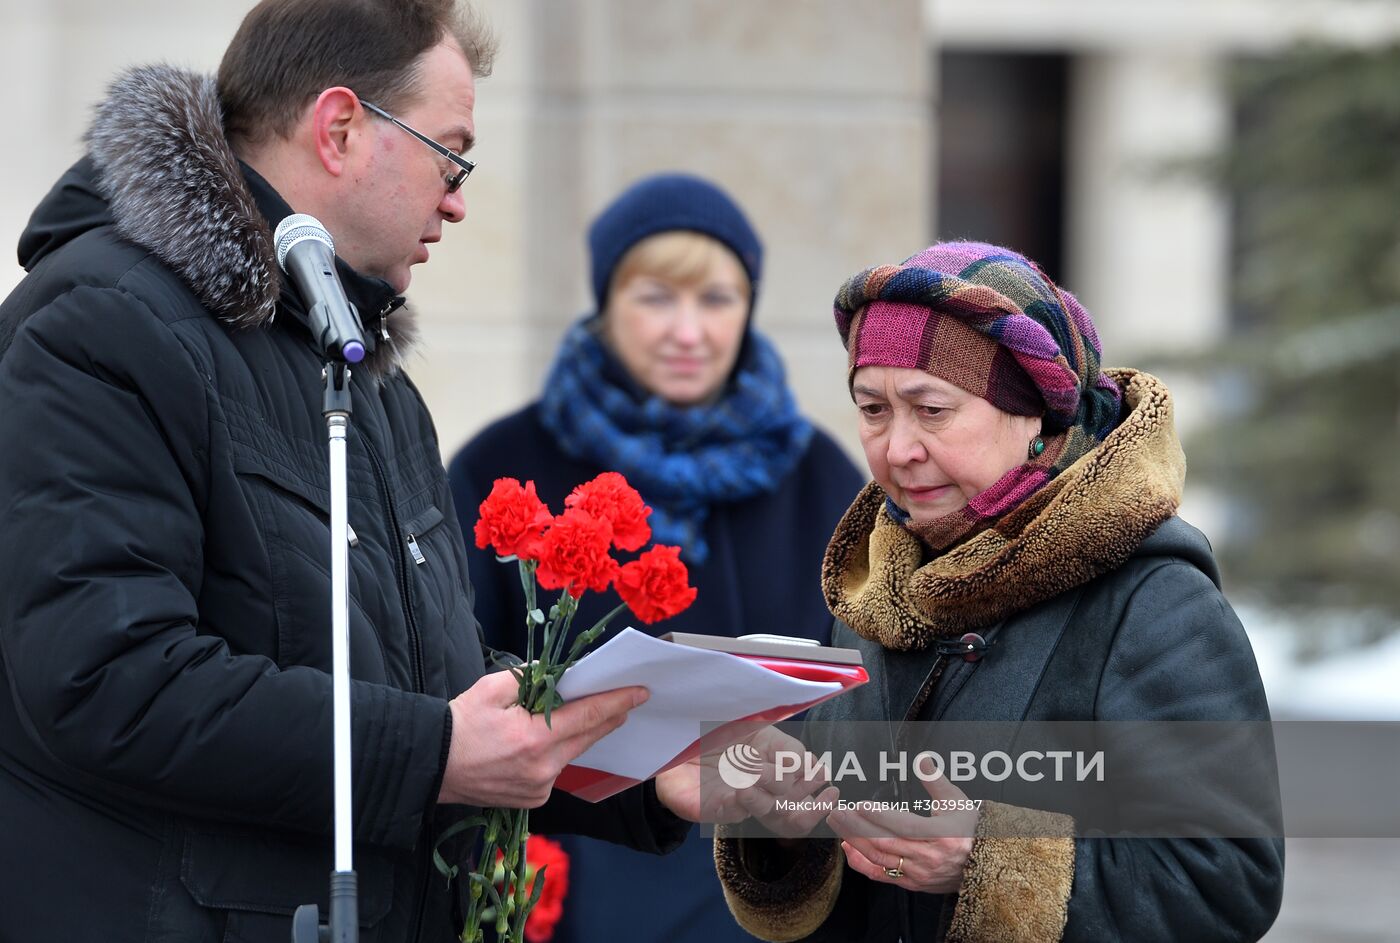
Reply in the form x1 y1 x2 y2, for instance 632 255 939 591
274 214 366 364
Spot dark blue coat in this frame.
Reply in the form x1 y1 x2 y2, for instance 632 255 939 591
448 401 866 943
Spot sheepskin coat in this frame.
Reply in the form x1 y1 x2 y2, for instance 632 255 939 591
716 372 1284 942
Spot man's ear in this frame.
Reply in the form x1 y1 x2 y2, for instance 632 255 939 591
309 87 363 179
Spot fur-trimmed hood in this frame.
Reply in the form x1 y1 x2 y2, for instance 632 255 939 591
23 65 417 376
823 369 1186 650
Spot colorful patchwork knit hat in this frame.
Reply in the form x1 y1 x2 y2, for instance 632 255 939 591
833 241 1123 547
834 241 1119 437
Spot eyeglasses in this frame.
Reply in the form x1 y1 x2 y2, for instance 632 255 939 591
360 99 475 193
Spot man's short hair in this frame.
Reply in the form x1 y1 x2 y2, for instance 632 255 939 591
218 0 496 146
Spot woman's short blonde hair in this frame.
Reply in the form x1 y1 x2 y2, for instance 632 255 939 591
607 231 752 302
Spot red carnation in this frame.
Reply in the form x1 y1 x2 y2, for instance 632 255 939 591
534 509 619 596
564 472 652 552
562 470 649 551
494 836 570 943
474 478 553 560
521 835 570 943
615 545 697 624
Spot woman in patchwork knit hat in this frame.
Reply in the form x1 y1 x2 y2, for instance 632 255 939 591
448 173 864 943
714 242 1283 941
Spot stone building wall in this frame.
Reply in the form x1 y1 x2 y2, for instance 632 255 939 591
0 0 930 465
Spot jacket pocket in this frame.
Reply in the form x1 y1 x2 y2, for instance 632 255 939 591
398 499 475 694
229 439 393 683
232 439 333 521
401 503 445 569
179 827 396 931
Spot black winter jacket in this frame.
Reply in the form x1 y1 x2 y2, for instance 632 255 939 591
0 67 681 943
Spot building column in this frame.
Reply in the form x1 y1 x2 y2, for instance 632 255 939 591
1066 51 1230 364
1065 50 1230 528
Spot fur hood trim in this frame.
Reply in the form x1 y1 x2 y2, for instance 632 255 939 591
84 65 416 376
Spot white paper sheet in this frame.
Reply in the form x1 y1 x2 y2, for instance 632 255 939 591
554 627 843 780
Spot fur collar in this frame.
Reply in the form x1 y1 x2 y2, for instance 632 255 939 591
83 65 417 377
823 369 1186 650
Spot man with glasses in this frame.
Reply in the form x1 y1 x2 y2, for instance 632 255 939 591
360 99 477 195
0 2 704 940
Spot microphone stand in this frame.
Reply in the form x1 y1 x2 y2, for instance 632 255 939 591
293 361 358 943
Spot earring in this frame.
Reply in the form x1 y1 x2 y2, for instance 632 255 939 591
1027 435 1045 460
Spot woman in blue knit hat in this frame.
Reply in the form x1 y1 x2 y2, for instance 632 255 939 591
448 172 864 943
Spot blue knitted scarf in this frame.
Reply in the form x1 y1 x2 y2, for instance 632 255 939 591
538 319 813 563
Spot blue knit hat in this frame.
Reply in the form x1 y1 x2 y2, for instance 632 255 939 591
587 173 764 311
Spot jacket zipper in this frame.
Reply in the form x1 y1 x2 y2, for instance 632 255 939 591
362 435 435 942
378 297 399 342
362 436 426 694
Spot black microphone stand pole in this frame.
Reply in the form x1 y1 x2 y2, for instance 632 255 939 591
293 361 358 943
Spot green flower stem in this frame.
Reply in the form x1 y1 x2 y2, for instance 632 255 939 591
492 808 526 937
509 805 540 934
526 592 570 711
560 602 628 666
520 560 536 670
462 806 503 941
507 810 532 939
457 556 640 942
509 852 531 941
548 592 578 668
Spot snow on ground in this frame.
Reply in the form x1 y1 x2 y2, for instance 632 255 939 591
1203 606 1400 940
1236 605 1400 720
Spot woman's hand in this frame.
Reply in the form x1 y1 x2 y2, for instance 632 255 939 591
826 764 978 895
655 725 837 833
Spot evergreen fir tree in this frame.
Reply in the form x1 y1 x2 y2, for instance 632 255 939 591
1191 44 1400 637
